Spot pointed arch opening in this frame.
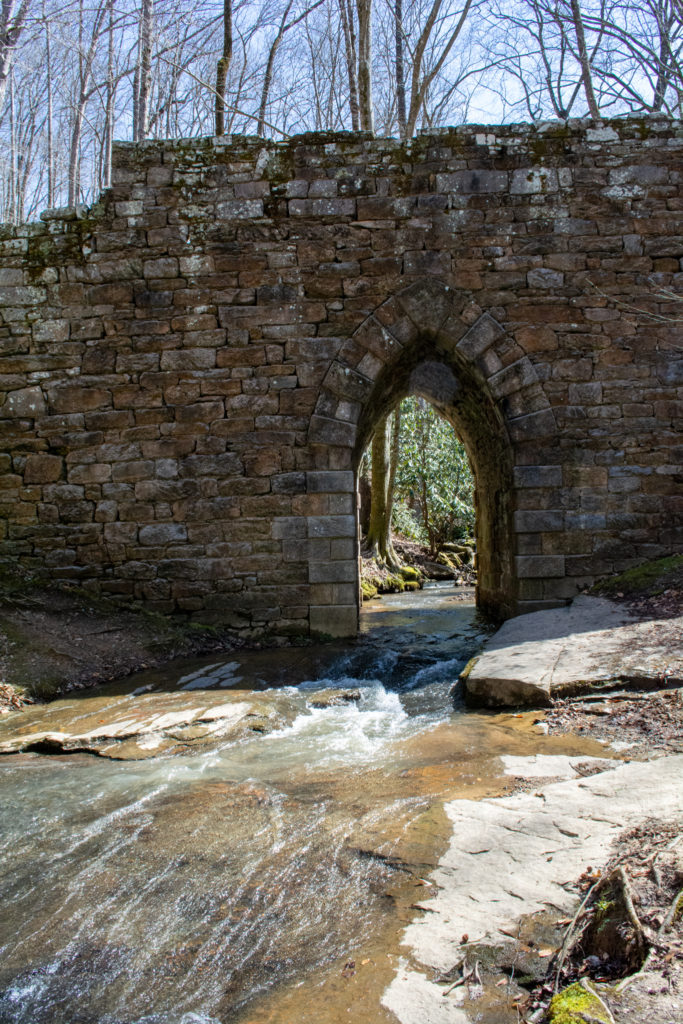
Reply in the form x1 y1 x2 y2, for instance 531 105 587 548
353 347 516 620
307 279 560 634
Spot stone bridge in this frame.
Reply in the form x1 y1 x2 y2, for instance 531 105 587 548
0 118 681 636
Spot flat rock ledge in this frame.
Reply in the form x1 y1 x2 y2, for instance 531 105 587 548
382 754 683 1024
0 689 297 760
462 594 683 707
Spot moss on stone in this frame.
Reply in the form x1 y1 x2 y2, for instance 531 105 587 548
399 565 421 582
548 981 613 1023
361 580 378 601
591 554 683 599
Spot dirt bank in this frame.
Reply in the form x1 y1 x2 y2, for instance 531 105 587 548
0 572 241 708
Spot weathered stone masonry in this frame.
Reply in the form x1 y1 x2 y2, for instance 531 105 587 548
0 117 681 636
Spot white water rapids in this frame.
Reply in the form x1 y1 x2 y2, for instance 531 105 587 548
0 587 492 1024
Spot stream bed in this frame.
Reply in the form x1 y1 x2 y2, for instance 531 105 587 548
0 586 611 1024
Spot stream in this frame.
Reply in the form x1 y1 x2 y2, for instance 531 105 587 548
0 585 607 1024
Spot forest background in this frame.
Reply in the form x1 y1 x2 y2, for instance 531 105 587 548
0 0 681 222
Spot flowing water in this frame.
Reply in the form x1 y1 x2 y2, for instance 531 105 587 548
0 587 609 1024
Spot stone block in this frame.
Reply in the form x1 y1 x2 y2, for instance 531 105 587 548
50 387 111 414
513 510 564 532
308 416 356 447
104 522 138 544
3 386 46 418
515 555 565 578
24 454 63 484
307 471 355 493
307 515 356 538
435 170 508 193
272 516 307 540
508 409 558 441
143 257 179 279
308 560 356 583
487 357 537 396
527 268 564 289
510 168 559 194
217 199 264 219
112 460 154 483
309 604 358 637
513 466 562 488
456 314 505 361
139 523 188 545
396 277 457 334
68 463 111 485
32 319 70 343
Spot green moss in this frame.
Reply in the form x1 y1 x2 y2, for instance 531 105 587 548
399 565 421 582
673 890 683 925
459 656 478 682
361 580 378 601
591 554 683 599
548 981 613 1023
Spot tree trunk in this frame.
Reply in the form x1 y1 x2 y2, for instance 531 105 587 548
569 0 601 119
0 0 29 117
43 0 55 207
215 0 233 135
356 0 374 131
339 0 360 130
136 0 154 140
366 414 400 568
395 0 406 137
103 0 114 188
257 0 294 136
68 100 85 207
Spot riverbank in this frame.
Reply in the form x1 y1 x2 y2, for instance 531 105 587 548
382 556 683 1023
0 570 245 707
1 559 681 1023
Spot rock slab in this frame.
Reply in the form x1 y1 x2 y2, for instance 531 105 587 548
462 595 683 707
382 754 683 1024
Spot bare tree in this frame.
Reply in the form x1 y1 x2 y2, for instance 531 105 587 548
215 0 232 134
394 0 406 134
569 0 601 116
0 0 30 115
339 0 360 128
356 0 374 129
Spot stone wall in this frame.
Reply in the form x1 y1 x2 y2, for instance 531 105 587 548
0 117 681 635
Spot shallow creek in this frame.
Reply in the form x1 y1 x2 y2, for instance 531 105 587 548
0 586 612 1024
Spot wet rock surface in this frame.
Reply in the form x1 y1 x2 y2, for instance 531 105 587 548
382 756 683 1024
0 688 299 759
462 595 683 708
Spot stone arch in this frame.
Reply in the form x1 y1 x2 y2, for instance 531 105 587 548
308 278 559 623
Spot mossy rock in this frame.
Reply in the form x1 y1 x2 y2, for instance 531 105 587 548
403 580 420 591
548 981 614 1024
436 551 461 569
361 580 378 601
384 575 405 593
591 554 683 599
399 565 421 582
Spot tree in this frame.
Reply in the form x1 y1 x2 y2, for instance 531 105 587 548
569 0 601 117
215 0 232 135
0 0 30 117
365 408 401 567
394 398 474 556
356 0 374 129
